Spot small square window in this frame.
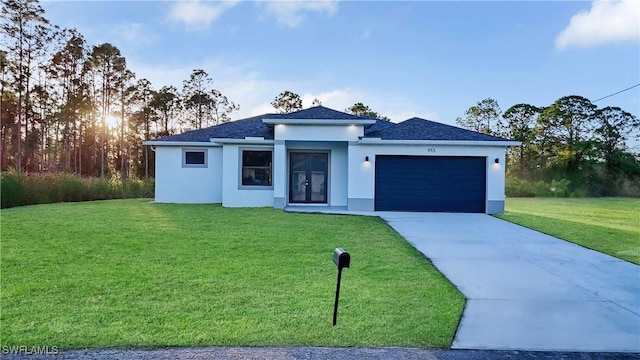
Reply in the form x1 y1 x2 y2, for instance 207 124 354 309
186 151 205 164
183 149 207 168
242 150 272 186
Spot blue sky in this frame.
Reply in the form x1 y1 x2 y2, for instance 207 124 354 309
41 0 640 126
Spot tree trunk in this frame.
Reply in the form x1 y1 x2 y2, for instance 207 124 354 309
144 110 149 178
120 94 125 179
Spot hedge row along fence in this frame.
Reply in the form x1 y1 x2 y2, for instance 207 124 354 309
1 172 154 209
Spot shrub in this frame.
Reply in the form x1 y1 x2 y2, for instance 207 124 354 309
506 177 571 197
140 178 155 198
92 178 116 200
505 177 536 197
1 172 24 208
615 176 640 197
0 172 155 209
61 176 85 202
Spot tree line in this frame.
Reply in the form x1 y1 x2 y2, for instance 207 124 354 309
6 0 637 197
1 0 239 178
270 90 390 120
0 0 388 180
456 96 640 196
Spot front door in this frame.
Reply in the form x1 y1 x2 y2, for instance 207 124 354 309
289 152 328 204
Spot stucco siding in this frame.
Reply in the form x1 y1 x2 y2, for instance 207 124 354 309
274 124 363 142
152 139 508 214
221 144 275 207
154 146 222 203
349 143 507 213
272 141 286 202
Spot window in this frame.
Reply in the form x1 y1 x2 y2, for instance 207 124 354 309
182 149 207 168
242 150 272 186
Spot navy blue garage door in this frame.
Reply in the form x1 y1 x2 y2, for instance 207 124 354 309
375 156 486 212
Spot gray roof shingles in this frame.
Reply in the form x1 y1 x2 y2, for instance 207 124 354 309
151 114 274 142
264 105 374 120
366 117 511 141
148 106 511 143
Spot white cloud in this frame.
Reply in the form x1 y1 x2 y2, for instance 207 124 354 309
379 96 441 123
168 0 239 30
250 89 361 117
111 23 158 45
125 58 440 124
129 58 306 119
260 1 337 28
300 90 440 123
387 110 440 123
556 0 640 50
300 89 362 110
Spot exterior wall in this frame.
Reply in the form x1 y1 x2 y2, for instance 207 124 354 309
153 127 509 214
286 141 348 207
154 146 222 203
273 140 286 208
272 124 355 208
348 143 507 213
347 142 375 211
221 144 275 207
274 124 363 142
487 151 506 214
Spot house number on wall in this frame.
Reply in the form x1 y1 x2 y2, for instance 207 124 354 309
426 148 436 153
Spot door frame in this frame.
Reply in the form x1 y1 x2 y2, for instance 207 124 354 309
287 150 330 205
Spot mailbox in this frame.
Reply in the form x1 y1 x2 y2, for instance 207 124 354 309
333 248 350 269
332 247 350 326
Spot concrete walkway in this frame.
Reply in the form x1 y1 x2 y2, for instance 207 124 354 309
379 212 640 352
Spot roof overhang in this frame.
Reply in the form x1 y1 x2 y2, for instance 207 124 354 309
142 141 221 147
210 138 275 145
358 138 522 147
263 118 376 126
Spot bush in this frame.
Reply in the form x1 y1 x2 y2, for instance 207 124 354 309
1 172 25 208
506 177 571 197
614 176 640 197
0 172 155 209
61 176 84 202
505 177 536 197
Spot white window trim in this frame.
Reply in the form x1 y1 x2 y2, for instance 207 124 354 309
182 148 208 168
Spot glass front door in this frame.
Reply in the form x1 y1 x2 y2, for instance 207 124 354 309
289 152 328 204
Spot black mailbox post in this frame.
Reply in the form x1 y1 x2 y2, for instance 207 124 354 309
332 248 350 326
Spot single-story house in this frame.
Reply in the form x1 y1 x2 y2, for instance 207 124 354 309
144 106 519 213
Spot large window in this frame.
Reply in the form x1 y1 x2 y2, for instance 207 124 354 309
182 148 207 168
242 150 272 187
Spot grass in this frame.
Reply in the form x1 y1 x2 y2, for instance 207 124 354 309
0 199 464 349
495 198 640 265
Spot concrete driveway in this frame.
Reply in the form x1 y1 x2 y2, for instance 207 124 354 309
379 212 640 353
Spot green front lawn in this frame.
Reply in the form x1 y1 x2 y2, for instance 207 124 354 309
1 199 464 349
496 198 640 265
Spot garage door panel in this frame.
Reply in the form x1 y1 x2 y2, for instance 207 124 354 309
375 156 486 212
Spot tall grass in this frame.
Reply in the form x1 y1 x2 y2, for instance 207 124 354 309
505 177 573 197
1 172 154 209
506 171 640 198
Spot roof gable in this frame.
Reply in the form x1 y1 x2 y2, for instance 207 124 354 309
364 119 395 135
264 106 375 121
